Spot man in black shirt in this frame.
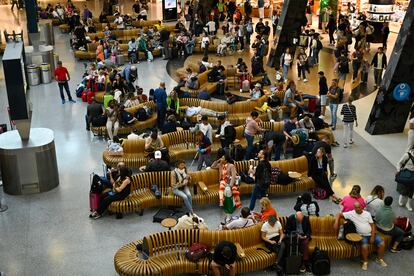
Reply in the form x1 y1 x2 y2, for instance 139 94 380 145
249 150 271 210
318 71 328 116
263 130 286 161
145 150 170 172
86 98 104 130
263 21 271 38
159 28 171 60
255 18 265 35
211 241 237 276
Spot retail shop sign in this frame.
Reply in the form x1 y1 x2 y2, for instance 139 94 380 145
393 83 411 101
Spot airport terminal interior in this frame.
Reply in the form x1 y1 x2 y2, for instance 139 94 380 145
0 0 414 275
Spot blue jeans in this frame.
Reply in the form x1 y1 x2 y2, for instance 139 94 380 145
244 132 254 160
329 103 338 127
282 64 289 80
185 43 194 54
249 184 267 210
361 234 383 246
173 186 193 213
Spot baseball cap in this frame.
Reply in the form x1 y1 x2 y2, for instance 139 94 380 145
154 150 162 159
255 83 261 88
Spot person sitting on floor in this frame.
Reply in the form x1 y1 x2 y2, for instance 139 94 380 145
375 196 405 253
285 211 312 273
261 215 285 272
222 207 256 230
90 166 131 219
334 202 388 271
145 150 170 172
211 241 237 276
171 160 193 214
294 192 320 216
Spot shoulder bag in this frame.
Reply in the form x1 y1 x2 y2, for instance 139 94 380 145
395 152 414 185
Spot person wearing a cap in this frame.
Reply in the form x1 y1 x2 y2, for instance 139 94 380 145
261 215 285 270
54 61 76 104
308 147 341 204
145 150 170 172
145 129 165 158
250 83 263 100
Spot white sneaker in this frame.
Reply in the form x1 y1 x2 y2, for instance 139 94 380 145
297 77 301 81
406 199 413 211
270 119 275 123
375 258 387 267
362 262 368 271
303 79 308 83
399 195 406 207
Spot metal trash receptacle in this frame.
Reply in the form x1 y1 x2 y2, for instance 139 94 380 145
40 63 51 83
27 64 40 86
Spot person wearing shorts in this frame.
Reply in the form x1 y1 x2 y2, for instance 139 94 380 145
318 71 328 116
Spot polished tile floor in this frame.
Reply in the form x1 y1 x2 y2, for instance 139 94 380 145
0 2 413 276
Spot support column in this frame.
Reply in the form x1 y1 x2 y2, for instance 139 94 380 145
267 0 308 68
24 0 38 34
365 0 414 135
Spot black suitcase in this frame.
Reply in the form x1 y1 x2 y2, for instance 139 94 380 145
311 247 330 275
285 233 302 275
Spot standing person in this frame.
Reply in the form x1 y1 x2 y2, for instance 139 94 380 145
105 100 119 141
308 147 342 203
249 150 272 210
54 61 76 104
171 160 193 214
160 28 171 60
327 79 340 130
382 23 390 49
280 48 293 82
154 82 167 130
245 18 253 46
211 241 237 276
296 47 308 82
258 0 265 19
336 50 350 87
318 71 328 117
361 58 370 84
244 111 264 160
375 196 405 253
396 148 414 211
371 47 387 88
271 10 279 36
327 14 337 45
236 24 245 52
407 107 414 151
195 130 212 171
340 96 358 148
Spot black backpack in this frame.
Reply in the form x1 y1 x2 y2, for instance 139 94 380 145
90 174 103 194
316 40 323 51
224 125 236 144
261 164 272 190
338 59 349 74
343 219 357 240
311 247 330 275
231 144 245 161
136 107 149 121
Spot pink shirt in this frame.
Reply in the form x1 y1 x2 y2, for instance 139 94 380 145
340 195 366 212
245 117 261 136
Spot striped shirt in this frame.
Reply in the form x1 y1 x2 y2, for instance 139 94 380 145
341 104 357 123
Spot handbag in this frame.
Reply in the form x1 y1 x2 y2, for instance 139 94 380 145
395 152 414 185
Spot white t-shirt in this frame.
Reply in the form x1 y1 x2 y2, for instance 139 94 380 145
343 210 373 236
114 90 123 103
283 53 292 66
365 195 384 218
186 106 202 117
206 21 216 32
97 74 106 84
261 221 282 240
127 133 140 140
201 37 210 48
226 218 255 229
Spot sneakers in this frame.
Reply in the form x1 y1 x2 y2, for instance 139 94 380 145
362 262 368 270
299 264 306 273
297 77 301 81
330 173 337 180
390 247 402 253
375 258 387 267
62 99 65 104
406 199 413 211
349 140 354 144
303 78 308 83
69 99 76 103
89 211 102 220
344 144 348 148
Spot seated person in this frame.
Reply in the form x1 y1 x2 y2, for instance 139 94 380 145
298 113 318 140
283 81 304 117
285 211 312 273
127 129 140 140
173 213 208 230
161 115 178 134
294 192 320 216
216 115 234 148
145 150 170 172
222 207 256 230
375 196 405 253
96 69 106 91
119 106 137 125
182 106 227 118
90 166 131 219
312 110 338 146
86 98 104 130
211 241 237 276
144 129 165 158
171 160 193 213
341 185 366 212
366 185 385 219
311 135 337 179
334 202 387 271
250 83 263 100
128 38 138 61
266 90 282 122
216 32 233 56
107 136 123 153
261 215 285 271
252 197 278 221
195 130 212 171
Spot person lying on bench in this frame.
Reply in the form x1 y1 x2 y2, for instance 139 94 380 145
181 106 228 118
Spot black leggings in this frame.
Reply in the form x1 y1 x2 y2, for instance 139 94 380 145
312 174 334 196
97 192 127 215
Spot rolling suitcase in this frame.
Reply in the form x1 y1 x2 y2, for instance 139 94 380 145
116 54 125 65
87 90 94 104
103 94 114 108
89 173 101 212
285 233 302 275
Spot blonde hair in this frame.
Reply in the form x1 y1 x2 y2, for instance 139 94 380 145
260 197 272 210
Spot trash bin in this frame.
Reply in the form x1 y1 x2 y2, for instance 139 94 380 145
27 64 40 86
40 63 51 84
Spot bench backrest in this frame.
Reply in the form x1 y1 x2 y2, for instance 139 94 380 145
130 171 172 191
235 155 308 174
309 215 338 238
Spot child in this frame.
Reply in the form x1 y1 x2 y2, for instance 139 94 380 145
340 96 358 148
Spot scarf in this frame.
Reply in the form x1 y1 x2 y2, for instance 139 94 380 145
174 168 187 185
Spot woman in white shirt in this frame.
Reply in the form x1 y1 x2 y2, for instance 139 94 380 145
113 89 124 104
261 215 285 269
407 109 414 151
280 48 292 82
396 149 414 211
365 185 384 219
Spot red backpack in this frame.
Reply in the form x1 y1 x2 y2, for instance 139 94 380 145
186 243 209 262
396 217 412 232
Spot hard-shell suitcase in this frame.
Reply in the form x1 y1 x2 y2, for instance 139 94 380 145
116 54 125 65
285 233 302 275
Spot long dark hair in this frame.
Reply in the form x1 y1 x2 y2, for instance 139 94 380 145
119 167 131 180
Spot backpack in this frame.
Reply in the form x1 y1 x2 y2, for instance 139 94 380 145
316 40 323 51
337 88 344 103
186 243 209 262
338 59 349 74
136 107 148 121
224 125 236 143
76 84 85 97
271 167 281 184
231 144 245 161
240 172 254 184
395 217 412 233
310 187 327 200
90 174 104 194
311 247 330 275
343 219 357 240
400 233 414 250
